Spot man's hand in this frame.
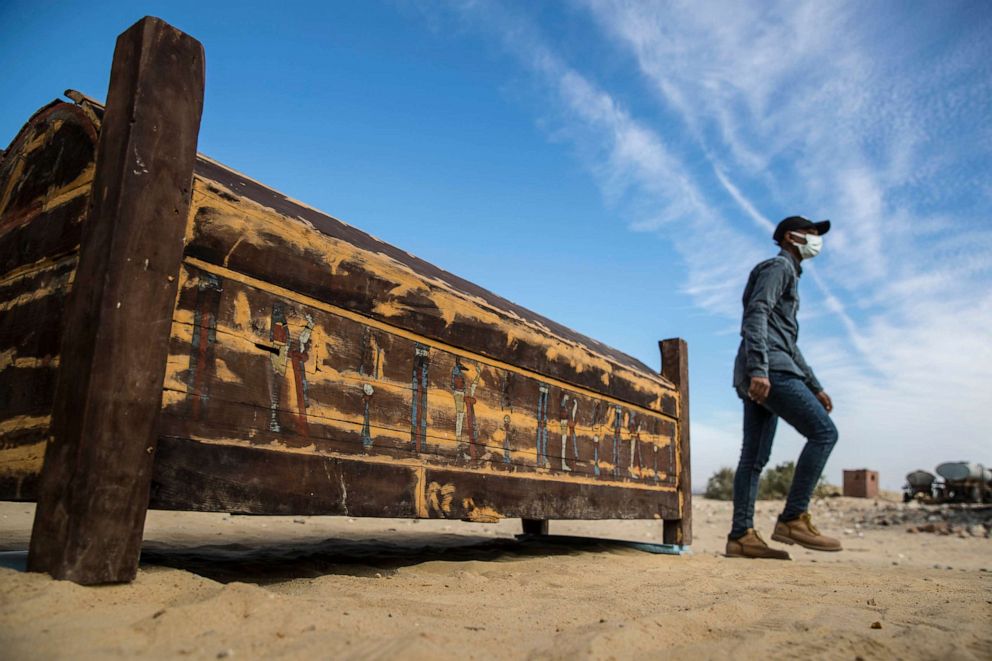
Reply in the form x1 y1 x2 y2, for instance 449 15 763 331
748 376 771 404
816 390 833 413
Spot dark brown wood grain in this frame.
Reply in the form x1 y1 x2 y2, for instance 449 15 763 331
146 436 679 522
0 101 96 230
660 338 691 545
28 16 205 584
184 184 678 416
0 257 75 360
3 20 693 574
0 194 88 278
423 468 680 522
150 436 419 517
161 262 678 485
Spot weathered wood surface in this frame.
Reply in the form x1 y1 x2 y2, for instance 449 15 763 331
661 338 691 545
149 437 680 522
1 22 689 539
0 101 96 499
159 262 678 490
28 16 205 584
188 157 678 415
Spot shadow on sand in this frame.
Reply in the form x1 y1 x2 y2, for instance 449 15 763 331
139 534 648 584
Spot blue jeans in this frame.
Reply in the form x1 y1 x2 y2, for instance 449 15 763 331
730 371 839 538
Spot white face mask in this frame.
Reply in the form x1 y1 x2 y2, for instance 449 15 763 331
790 231 823 259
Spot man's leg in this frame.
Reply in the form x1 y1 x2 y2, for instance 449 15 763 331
730 395 778 538
763 373 842 552
762 374 838 520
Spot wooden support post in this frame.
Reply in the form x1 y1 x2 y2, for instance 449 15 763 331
521 518 550 536
660 338 691 546
28 17 205 584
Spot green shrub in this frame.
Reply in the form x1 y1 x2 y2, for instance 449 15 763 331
703 466 736 500
758 461 795 499
704 462 835 501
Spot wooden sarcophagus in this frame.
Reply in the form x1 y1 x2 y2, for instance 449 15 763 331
0 18 690 584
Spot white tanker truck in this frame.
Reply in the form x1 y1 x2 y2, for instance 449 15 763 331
904 462 992 503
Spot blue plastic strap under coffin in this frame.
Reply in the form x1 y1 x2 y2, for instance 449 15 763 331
0 551 28 572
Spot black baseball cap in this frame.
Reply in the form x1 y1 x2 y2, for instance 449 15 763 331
773 215 831 243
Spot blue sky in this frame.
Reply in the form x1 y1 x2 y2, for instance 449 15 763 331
3 1 990 490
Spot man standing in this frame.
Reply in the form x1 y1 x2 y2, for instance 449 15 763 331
727 216 842 560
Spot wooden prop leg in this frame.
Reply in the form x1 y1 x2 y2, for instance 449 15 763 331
521 518 550 536
660 338 691 546
27 16 205 584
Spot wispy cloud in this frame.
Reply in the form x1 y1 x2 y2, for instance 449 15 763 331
432 0 992 486
583 0 992 485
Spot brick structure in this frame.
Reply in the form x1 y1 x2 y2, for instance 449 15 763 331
843 469 879 498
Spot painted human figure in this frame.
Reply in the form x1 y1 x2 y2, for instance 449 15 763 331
410 343 430 451
451 358 468 443
499 373 514 466
188 273 221 419
590 401 603 477
361 383 374 451
558 394 571 471
611 405 624 478
358 327 383 380
568 398 579 468
536 384 550 468
502 414 512 465
653 443 660 482
500 372 514 411
628 412 643 478
463 368 481 461
267 305 314 437
267 306 290 433
289 313 314 437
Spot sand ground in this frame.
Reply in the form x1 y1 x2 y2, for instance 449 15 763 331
1 497 989 660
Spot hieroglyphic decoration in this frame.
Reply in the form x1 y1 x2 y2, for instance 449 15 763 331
501 414 512 465
361 383 374 451
410 343 430 451
536 383 550 468
465 363 481 461
500 372 514 411
161 264 678 485
611 404 623 478
358 328 381 452
0 50 689 557
591 401 604 477
652 443 660 483
557 395 580 472
451 357 484 461
358 327 383 380
265 304 314 436
187 273 221 418
451 358 466 444
628 411 643 478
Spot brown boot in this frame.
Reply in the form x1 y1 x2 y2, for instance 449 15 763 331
772 512 842 552
725 529 791 560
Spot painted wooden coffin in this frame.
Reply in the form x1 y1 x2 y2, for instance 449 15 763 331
0 21 691 569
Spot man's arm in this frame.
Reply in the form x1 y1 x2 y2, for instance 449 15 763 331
793 345 822 393
794 346 832 412
740 261 789 403
741 261 788 380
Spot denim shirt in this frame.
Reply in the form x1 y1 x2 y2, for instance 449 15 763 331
733 250 822 394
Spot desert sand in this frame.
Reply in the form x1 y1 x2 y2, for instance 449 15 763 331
1 496 989 660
